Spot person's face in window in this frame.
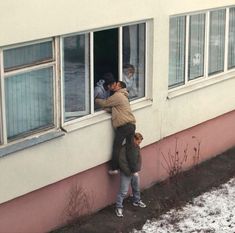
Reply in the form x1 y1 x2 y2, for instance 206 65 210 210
114 82 123 91
107 82 116 91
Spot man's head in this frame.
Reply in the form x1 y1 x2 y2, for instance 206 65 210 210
102 73 116 91
123 64 135 79
114 81 126 91
133 132 143 146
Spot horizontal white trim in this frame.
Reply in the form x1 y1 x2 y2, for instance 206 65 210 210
62 98 153 133
167 70 235 99
0 130 65 157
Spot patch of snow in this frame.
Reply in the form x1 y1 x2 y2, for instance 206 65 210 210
132 177 235 233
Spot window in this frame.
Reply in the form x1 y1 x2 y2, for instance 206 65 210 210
208 9 226 75
169 7 235 89
62 22 147 123
169 16 186 88
188 14 205 80
0 21 148 149
1 40 55 142
62 34 90 122
123 23 146 100
228 7 235 69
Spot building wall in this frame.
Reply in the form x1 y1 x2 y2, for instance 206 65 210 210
0 0 235 232
0 110 235 233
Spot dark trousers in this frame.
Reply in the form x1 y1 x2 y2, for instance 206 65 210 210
111 123 136 170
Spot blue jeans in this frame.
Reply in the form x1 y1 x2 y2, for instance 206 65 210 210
116 171 140 208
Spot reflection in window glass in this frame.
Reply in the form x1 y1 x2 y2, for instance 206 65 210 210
5 68 54 140
123 23 145 100
188 14 205 80
228 7 235 69
62 34 90 122
169 16 186 88
4 41 53 70
208 9 226 75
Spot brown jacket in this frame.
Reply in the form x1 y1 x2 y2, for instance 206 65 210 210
95 88 136 128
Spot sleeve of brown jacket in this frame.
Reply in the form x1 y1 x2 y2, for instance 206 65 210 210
95 93 120 108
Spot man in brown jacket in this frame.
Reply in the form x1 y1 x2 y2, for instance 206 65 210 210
95 81 136 174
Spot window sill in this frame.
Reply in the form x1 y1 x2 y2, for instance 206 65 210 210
167 70 235 99
62 98 153 133
0 130 65 158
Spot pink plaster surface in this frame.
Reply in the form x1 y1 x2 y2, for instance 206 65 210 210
0 111 235 233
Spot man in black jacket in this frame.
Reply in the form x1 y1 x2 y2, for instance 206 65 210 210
115 132 146 217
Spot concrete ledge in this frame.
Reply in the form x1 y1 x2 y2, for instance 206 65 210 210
0 130 65 158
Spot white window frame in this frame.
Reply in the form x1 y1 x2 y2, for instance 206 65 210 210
0 20 152 152
168 6 235 98
0 38 60 147
61 20 153 132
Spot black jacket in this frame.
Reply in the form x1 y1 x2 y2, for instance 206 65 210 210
119 145 142 176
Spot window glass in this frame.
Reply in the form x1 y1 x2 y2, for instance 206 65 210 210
5 68 54 140
208 9 226 75
228 7 235 69
4 41 53 71
0 67 2 145
188 14 205 80
169 16 186 88
62 34 90 122
123 23 145 100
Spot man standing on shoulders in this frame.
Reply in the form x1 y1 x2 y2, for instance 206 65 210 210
95 81 136 175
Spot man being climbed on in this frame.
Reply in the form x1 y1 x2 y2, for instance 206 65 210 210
115 132 146 217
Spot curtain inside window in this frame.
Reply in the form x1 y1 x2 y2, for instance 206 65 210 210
208 9 226 75
63 34 90 122
188 14 205 80
4 42 53 71
228 7 235 69
5 68 54 140
123 23 145 100
169 16 186 88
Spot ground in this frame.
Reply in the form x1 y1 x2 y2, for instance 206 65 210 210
51 147 235 233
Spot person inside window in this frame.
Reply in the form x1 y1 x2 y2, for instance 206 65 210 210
94 73 116 110
122 64 137 99
94 72 116 99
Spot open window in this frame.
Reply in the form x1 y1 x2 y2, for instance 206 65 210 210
62 21 148 124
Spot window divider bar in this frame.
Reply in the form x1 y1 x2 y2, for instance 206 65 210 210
0 50 7 144
60 37 65 125
145 21 149 98
90 32 94 114
54 37 60 128
119 27 123 81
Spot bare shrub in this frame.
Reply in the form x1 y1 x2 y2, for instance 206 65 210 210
161 138 188 180
192 136 201 168
63 182 94 225
161 136 201 179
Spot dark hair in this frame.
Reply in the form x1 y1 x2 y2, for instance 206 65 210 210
102 73 115 87
118 81 126 89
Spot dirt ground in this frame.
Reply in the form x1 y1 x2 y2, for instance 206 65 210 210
51 147 235 233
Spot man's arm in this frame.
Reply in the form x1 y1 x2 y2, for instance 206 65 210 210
95 93 120 108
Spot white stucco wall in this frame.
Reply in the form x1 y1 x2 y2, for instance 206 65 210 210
0 0 235 203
